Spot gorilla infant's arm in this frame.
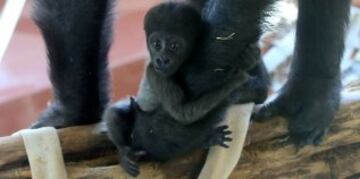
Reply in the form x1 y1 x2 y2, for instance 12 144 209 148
147 66 247 125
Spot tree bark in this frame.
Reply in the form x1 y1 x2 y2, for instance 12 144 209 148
0 92 359 179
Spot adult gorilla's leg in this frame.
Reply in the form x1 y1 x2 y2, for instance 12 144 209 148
254 0 351 146
31 0 115 128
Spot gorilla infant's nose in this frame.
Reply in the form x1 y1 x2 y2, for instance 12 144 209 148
155 58 164 68
155 57 170 68
163 58 170 65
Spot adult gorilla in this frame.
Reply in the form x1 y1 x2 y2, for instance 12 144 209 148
31 0 350 147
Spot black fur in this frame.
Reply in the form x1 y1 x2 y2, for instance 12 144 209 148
30 0 114 128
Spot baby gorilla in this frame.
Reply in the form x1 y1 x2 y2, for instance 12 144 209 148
105 2 254 177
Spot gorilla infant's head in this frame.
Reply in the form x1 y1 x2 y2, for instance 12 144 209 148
144 2 204 76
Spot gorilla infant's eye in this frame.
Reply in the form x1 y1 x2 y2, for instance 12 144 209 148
170 42 178 51
152 40 161 50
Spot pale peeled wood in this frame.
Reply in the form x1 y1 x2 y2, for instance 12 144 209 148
14 127 68 179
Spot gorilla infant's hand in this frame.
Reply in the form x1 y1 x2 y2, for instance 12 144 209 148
253 77 341 147
204 125 233 148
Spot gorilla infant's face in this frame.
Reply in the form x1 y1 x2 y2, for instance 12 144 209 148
148 31 191 76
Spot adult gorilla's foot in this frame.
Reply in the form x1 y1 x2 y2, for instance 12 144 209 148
30 104 100 129
253 78 341 147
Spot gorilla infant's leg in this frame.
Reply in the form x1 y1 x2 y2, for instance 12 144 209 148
104 100 134 150
31 0 114 128
254 0 350 146
104 99 146 177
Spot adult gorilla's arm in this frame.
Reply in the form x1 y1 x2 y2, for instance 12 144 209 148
180 0 274 98
254 0 351 146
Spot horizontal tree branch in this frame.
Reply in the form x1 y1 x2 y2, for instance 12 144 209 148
0 92 359 178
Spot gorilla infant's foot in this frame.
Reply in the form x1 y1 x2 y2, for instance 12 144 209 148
252 79 340 147
120 147 147 177
205 125 233 148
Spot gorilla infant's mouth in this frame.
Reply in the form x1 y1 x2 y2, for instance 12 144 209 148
154 66 167 75
154 65 163 72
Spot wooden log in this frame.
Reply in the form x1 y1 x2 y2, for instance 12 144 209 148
0 92 359 179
